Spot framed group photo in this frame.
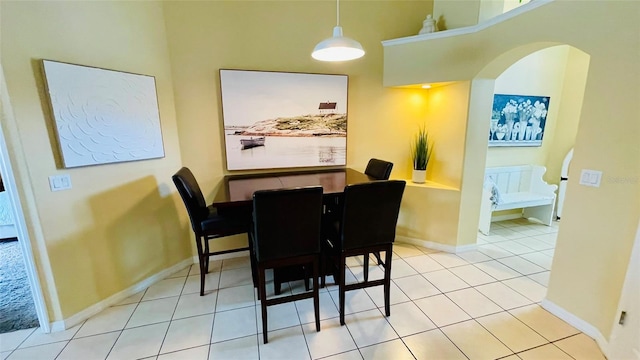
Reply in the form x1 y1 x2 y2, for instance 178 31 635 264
489 94 551 147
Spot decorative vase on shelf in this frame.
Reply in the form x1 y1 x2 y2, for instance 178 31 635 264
411 125 431 184
412 169 427 184
419 14 437 35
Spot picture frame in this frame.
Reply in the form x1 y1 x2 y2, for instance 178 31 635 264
489 94 551 147
219 69 348 171
42 60 165 168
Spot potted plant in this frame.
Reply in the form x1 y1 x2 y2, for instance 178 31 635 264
411 126 431 184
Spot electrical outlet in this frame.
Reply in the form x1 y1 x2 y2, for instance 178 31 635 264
49 174 72 191
579 169 602 187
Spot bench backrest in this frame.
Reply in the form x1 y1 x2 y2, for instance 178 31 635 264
484 165 548 195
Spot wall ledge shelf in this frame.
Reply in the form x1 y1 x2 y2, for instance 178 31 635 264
380 0 553 47
402 179 459 191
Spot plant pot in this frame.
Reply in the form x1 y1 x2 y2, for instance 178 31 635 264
412 169 426 184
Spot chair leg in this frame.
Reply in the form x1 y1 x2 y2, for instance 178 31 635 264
374 251 384 266
339 254 346 326
250 250 258 289
312 258 320 332
203 237 210 274
304 265 310 292
199 256 206 297
258 265 269 344
383 248 393 317
274 269 282 295
248 231 258 288
195 236 206 296
363 253 369 282
320 255 326 288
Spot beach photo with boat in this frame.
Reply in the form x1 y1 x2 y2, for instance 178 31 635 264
220 69 348 170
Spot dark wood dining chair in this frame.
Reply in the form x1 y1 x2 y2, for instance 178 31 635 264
322 180 406 325
364 158 394 267
250 186 324 344
364 158 394 180
323 159 394 238
172 167 250 296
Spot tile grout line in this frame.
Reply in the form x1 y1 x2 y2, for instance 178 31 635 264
152 267 192 358
91 284 150 360
13 220 603 359
2 327 37 360
206 264 224 360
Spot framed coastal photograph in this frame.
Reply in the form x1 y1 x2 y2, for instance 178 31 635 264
42 60 165 168
489 94 551 147
219 69 348 170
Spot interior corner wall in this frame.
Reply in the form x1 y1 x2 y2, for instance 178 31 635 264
434 0 532 30
479 0 534 23
478 0 504 23
1 1 188 320
433 0 480 30
425 82 470 189
162 1 434 254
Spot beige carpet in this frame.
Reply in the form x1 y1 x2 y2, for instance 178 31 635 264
0 239 38 333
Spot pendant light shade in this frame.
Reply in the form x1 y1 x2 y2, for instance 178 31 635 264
312 0 364 62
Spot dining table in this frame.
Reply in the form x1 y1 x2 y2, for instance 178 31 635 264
211 167 376 289
212 167 374 209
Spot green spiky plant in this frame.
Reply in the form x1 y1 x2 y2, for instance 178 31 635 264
412 126 431 171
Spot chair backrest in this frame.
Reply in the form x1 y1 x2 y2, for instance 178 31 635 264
172 167 208 233
340 180 406 250
252 186 323 262
365 158 394 180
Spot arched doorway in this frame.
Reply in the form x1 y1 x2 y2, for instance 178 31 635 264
468 41 590 313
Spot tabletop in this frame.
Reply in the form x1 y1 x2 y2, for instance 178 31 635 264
212 168 373 207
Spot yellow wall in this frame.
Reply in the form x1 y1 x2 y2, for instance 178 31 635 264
433 0 480 30
163 0 433 253
396 81 471 246
1 0 435 324
435 0 531 30
425 82 468 189
439 0 532 26
546 46 589 183
1 1 188 319
397 185 461 246
383 0 640 340
459 78 495 245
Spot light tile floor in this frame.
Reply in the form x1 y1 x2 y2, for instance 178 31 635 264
0 219 608 360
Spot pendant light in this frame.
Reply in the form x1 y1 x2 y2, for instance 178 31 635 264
312 0 365 62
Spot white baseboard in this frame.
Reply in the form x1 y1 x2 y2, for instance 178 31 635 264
396 235 477 254
541 299 609 355
52 250 253 332
192 250 250 265
50 258 193 332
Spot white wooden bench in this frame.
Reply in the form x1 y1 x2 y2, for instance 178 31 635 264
479 165 557 235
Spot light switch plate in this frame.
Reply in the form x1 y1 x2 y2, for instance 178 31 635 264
579 169 602 187
49 174 72 191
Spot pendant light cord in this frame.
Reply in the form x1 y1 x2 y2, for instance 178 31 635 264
336 0 340 26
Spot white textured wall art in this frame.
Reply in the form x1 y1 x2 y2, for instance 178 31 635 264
42 60 165 168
